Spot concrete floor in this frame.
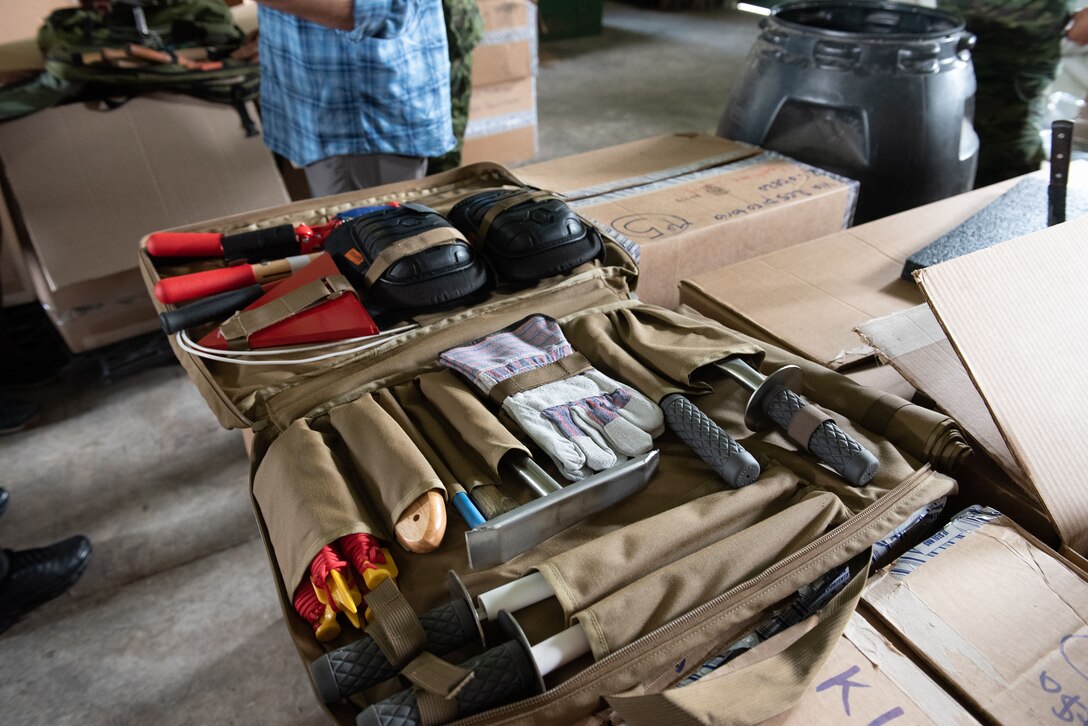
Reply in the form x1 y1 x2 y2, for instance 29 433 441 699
0 4 759 724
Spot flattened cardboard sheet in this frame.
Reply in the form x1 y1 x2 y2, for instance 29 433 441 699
856 305 1026 486
864 507 1088 724
0 94 289 291
516 133 760 200
679 178 1021 369
915 216 1088 552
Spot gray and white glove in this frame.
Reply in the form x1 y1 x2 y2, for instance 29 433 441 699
440 315 663 481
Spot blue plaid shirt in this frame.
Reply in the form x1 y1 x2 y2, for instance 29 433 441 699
257 0 455 167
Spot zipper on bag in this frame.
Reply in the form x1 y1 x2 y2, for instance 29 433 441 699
456 464 947 725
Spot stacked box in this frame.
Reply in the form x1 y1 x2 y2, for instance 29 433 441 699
462 0 539 166
517 133 858 308
863 507 1088 725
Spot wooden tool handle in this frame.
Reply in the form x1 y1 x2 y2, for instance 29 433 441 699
394 490 446 553
127 43 175 64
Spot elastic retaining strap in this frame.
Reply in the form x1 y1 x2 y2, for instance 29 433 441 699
218 275 354 350
785 399 832 448
364 578 428 668
477 189 557 243
488 352 592 405
363 227 468 286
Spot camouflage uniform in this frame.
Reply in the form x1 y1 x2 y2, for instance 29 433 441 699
428 0 485 174
938 0 1074 186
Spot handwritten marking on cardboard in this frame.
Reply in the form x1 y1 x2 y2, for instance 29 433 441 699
1062 635 1088 682
816 665 905 725
1040 634 1088 723
609 213 690 240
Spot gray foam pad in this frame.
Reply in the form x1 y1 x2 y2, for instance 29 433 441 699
901 178 1088 280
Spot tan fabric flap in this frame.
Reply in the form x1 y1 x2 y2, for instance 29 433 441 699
327 394 446 532
562 305 764 403
535 466 834 621
417 369 529 480
572 491 846 660
606 556 869 726
252 419 381 591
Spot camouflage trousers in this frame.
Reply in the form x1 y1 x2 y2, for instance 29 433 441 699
428 52 475 174
428 0 484 175
966 21 1063 187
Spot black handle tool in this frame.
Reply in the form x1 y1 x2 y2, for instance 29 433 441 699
717 357 879 487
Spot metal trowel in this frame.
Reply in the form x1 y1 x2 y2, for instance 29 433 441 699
465 450 660 570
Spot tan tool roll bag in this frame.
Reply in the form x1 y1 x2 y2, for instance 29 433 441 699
138 163 969 726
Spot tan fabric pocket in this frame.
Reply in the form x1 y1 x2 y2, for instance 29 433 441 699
416 368 529 478
327 393 446 533
562 305 764 402
535 464 850 621
391 378 494 493
573 491 846 660
253 418 382 591
606 556 869 726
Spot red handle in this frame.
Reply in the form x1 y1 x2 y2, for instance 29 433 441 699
146 232 225 258
154 264 258 304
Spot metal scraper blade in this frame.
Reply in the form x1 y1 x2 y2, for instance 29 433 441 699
465 450 660 570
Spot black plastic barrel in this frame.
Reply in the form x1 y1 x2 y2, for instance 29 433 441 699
719 1 978 223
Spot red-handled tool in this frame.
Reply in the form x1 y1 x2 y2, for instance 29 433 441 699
154 252 320 305
146 204 397 262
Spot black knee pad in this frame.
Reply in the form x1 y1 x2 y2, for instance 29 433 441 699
447 189 604 283
323 203 492 320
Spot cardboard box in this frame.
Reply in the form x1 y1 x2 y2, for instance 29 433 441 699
518 134 858 309
473 0 536 87
914 215 1088 555
468 75 535 121
678 178 1020 369
863 507 1088 724
472 40 534 87
462 0 539 166
0 0 76 46
765 613 979 725
464 77 538 167
0 94 290 352
462 125 538 166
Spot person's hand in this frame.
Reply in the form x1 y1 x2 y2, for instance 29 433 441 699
1066 8 1088 45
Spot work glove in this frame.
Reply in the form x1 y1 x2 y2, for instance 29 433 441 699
440 315 663 481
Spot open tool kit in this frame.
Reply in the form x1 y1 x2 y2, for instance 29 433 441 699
138 162 971 725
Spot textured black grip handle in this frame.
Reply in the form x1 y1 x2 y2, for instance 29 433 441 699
220 224 299 262
763 388 879 487
310 599 480 703
661 394 760 488
158 284 264 334
356 640 538 726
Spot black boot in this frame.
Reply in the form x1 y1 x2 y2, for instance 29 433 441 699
0 535 92 634
0 396 38 435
